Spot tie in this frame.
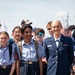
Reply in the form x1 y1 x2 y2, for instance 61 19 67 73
56 40 59 47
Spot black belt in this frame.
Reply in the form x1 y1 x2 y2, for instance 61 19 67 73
0 65 12 69
21 60 37 64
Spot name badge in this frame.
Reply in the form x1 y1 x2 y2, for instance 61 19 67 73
47 45 52 47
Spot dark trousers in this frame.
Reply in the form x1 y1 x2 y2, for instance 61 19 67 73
20 61 39 75
43 63 47 75
0 66 11 75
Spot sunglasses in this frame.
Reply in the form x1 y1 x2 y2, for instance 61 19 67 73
47 28 51 30
36 32 44 36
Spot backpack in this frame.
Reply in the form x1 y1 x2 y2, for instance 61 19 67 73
9 40 14 59
9 39 19 60
18 40 38 58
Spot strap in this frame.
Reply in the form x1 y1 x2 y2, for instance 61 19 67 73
33 40 38 58
18 41 22 58
9 42 13 59
8 38 14 59
18 40 38 58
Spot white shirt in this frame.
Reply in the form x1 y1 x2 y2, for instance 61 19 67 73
54 36 61 47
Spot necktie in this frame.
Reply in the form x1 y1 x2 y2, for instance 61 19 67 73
56 40 59 47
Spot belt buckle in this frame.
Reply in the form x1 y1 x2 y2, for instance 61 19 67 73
29 62 32 64
2 66 6 69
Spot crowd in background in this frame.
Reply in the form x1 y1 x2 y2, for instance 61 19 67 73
0 19 75 75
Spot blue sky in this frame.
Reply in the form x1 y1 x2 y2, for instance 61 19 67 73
0 0 75 37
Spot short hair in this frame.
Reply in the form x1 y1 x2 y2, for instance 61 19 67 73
51 20 62 27
21 24 32 34
67 25 75 31
46 21 52 28
35 28 45 36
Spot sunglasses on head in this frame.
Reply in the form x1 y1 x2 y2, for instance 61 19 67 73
36 32 44 36
47 28 51 30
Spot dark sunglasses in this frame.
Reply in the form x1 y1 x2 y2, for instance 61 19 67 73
47 28 51 30
36 32 44 36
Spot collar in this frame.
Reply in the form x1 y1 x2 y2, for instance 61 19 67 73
0 43 9 49
54 35 61 41
22 39 34 45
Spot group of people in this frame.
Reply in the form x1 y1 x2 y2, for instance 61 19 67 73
0 19 75 75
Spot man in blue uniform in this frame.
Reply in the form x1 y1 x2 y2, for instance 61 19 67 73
43 20 74 75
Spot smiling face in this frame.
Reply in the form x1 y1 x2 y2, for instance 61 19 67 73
12 27 22 41
46 21 53 36
47 27 53 36
23 27 32 40
0 32 9 48
35 32 44 43
51 20 62 38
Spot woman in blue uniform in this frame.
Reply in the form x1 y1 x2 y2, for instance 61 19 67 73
12 26 22 75
0 31 16 75
43 20 74 75
20 25 44 75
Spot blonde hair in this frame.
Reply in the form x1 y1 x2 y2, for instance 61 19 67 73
51 20 62 27
0 31 9 38
46 21 52 28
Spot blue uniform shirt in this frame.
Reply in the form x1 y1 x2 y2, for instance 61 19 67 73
21 39 45 62
0 43 16 66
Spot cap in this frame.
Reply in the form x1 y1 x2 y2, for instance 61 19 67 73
21 19 32 25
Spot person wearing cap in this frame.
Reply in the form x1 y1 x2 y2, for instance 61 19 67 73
21 19 32 28
20 24 44 75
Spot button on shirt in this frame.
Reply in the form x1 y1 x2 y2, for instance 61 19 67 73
21 39 45 62
0 43 16 66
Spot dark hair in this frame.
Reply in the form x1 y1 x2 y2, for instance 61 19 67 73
67 25 75 31
35 28 45 36
21 24 33 34
12 26 21 32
